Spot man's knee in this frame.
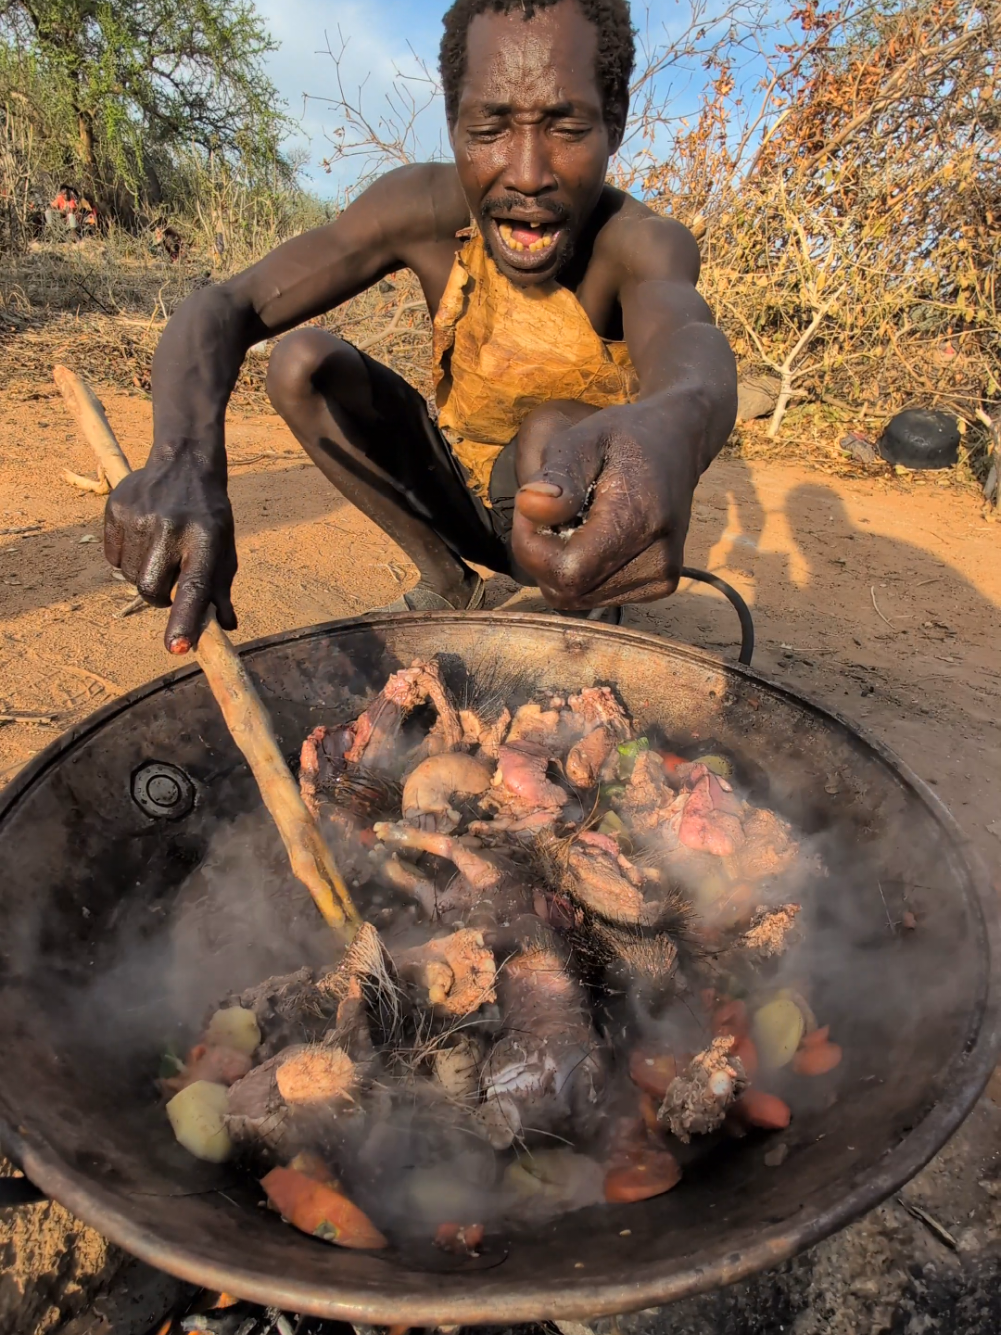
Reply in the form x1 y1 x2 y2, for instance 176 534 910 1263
265 328 360 418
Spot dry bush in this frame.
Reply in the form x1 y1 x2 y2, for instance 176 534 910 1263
628 0 999 492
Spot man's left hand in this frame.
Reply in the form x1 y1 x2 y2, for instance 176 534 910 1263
511 399 701 610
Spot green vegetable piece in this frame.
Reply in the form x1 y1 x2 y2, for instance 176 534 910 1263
697 753 734 778
599 782 626 803
158 1050 184 1079
617 737 650 778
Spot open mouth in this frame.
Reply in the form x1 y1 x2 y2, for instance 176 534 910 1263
488 217 563 268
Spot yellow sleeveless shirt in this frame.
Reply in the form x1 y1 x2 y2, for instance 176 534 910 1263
432 231 638 499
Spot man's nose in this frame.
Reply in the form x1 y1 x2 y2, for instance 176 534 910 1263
502 124 557 198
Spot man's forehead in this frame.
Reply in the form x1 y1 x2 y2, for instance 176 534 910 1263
459 1 600 109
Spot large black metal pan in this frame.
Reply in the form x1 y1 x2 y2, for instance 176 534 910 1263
0 613 995 1325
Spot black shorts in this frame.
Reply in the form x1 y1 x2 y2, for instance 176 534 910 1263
351 348 519 576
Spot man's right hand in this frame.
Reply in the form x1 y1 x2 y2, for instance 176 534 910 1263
103 453 238 654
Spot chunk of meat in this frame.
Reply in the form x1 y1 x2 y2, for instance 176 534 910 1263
373 823 503 893
378 853 437 916
233 967 340 1061
506 702 562 745
483 742 565 822
725 807 800 881
225 1051 294 1154
678 771 745 857
617 750 688 836
478 928 606 1149
566 841 662 926
393 929 497 1015
299 723 355 817
345 659 461 768
275 1046 358 1107
738 903 802 958
459 706 511 759
401 752 493 832
565 688 632 788
657 1035 747 1142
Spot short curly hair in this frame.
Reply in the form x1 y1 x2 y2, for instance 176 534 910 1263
440 0 635 128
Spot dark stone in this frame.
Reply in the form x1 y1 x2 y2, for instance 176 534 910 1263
878 410 960 470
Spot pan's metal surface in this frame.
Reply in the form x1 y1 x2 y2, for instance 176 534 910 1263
0 613 996 1325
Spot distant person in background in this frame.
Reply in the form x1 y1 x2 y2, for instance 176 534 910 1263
45 184 78 233
45 185 97 237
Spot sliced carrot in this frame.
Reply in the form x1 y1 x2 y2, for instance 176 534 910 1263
628 1049 678 1099
604 1151 682 1203
731 1034 759 1079
261 1166 387 1249
713 999 749 1038
732 1090 791 1130
660 752 687 775
434 1222 484 1255
800 1025 831 1049
792 1041 843 1076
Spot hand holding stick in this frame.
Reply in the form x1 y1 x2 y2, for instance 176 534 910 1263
53 365 362 943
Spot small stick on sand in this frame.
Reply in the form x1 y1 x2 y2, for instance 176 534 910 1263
63 468 111 495
52 364 362 943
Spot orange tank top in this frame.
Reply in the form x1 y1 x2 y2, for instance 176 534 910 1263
432 231 638 499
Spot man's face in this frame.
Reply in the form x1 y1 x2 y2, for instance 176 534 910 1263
449 0 621 286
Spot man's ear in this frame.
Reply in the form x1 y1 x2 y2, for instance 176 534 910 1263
606 98 628 154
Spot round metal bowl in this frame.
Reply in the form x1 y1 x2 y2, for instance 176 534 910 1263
0 613 996 1325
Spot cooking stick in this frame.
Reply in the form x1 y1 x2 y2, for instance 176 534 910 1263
53 365 361 942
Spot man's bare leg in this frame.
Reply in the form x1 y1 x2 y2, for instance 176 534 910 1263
266 327 483 608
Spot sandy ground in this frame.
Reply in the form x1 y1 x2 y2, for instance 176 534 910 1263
1 388 999 1333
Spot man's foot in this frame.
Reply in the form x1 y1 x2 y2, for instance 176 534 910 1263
377 575 486 614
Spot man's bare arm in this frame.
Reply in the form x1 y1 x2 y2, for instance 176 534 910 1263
513 214 737 607
104 164 463 648
151 164 455 463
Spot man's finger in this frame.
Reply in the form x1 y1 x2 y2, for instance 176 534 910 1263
515 418 605 528
213 583 238 633
102 503 123 569
164 560 214 654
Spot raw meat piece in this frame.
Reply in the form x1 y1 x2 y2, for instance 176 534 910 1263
657 1035 747 1142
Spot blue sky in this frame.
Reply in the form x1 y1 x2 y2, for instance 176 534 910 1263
253 0 720 197
254 0 453 195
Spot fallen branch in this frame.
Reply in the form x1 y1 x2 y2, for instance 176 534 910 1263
63 468 110 495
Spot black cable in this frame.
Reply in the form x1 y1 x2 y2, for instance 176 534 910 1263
680 566 755 665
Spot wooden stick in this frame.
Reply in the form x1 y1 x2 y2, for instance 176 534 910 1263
52 364 361 941
54 366 133 488
63 468 111 495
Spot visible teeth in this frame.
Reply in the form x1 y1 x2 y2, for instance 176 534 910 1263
497 221 557 255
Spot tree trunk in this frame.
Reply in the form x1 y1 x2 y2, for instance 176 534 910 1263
77 110 95 172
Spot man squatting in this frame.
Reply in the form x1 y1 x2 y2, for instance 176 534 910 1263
103 0 738 649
